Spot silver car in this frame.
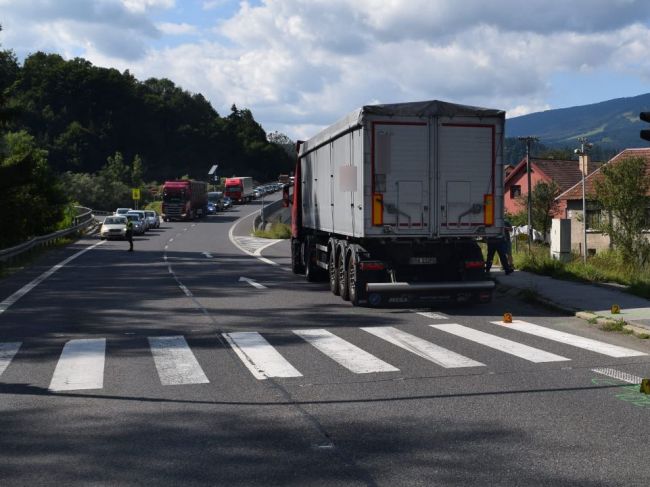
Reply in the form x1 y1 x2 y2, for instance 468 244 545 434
127 210 149 232
125 213 145 234
144 210 160 229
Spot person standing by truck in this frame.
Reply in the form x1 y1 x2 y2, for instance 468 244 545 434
486 220 513 274
125 219 134 252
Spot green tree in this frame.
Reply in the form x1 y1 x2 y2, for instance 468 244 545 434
594 156 650 265
0 130 67 247
131 154 144 187
515 180 560 240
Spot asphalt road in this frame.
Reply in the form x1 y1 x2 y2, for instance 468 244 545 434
1 198 649 486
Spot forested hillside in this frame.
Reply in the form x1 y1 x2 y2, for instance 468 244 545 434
1 51 293 182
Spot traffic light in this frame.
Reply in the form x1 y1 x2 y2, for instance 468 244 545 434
641 112 650 141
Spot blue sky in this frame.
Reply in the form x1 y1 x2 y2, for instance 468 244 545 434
1 0 649 139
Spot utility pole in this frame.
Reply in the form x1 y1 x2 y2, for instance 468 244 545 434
518 136 538 252
575 137 593 264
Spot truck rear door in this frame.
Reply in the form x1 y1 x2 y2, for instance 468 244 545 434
436 121 496 236
372 122 430 235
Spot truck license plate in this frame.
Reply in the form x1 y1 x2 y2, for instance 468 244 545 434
409 257 437 265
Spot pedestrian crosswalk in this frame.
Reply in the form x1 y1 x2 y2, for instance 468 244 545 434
0 320 646 391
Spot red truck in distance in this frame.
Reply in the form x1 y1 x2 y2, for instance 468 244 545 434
161 180 208 221
224 177 254 204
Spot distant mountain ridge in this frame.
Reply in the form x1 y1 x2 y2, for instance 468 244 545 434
506 92 650 150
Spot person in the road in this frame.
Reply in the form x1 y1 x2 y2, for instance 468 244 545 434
485 220 513 274
125 219 134 251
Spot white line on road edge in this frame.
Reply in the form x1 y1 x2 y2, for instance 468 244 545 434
228 208 286 268
179 284 193 297
591 367 643 384
0 342 21 377
202 252 214 259
0 240 106 315
49 338 106 391
148 336 209 386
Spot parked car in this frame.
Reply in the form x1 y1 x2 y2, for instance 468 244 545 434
144 210 160 229
100 216 127 240
127 210 149 232
114 207 132 216
125 213 145 235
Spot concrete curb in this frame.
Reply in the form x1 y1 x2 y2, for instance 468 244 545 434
495 280 650 338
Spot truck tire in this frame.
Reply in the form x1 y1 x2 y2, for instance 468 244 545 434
348 251 365 306
291 238 305 274
338 249 350 301
328 246 340 295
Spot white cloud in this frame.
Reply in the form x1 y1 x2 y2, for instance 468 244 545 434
2 0 650 139
121 0 174 13
156 22 198 35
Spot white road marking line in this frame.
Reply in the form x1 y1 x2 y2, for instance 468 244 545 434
227 209 285 268
0 342 21 377
202 252 214 259
413 311 448 320
361 326 484 368
591 367 643 384
49 339 106 391
169 238 174 242
490 320 648 358
223 332 302 379
432 324 570 363
253 239 284 256
239 277 266 289
148 336 209 386
293 329 399 374
0 241 105 315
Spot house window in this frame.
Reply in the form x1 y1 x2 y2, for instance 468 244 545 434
510 185 521 198
585 209 601 229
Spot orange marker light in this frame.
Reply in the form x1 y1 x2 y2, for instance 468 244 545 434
503 313 513 324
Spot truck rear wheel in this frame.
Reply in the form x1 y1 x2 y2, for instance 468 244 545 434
338 250 350 301
348 251 365 306
328 247 340 295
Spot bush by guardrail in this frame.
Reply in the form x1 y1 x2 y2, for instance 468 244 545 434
0 206 97 262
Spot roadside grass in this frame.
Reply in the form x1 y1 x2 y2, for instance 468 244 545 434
144 201 162 214
253 222 291 239
508 244 650 299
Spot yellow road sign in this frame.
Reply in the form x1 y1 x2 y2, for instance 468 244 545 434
132 188 141 200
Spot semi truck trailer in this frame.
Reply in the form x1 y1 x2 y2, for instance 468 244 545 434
161 179 208 221
289 100 505 306
224 177 254 203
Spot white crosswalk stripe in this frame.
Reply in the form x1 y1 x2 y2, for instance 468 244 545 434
431 324 570 363
49 338 106 392
223 331 302 379
361 326 485 368
490 320 648 358
0 342 21 377
293 329 399 374
148 336 209 386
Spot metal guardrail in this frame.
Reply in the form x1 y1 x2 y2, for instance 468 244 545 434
255 198 288 230
0 206 97 262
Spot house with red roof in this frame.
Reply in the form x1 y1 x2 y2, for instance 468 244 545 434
555 148 650 255
503 157 602 218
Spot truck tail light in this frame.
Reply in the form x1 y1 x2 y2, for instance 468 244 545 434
359 261 385 271
484 194 494 225
372 193 383 226
464 261 485 269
